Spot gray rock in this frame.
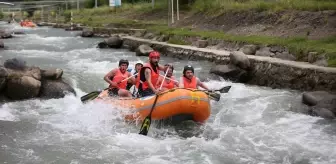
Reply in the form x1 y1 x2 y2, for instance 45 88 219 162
12 30 25 35
143 33 155 39
97 41 108 48
39 79 76 99
302 91 334 106
4 58 27 70
209 64 250 83
314 54 328 66
104 35 123 48
41 68 63 80
229 51 251 70
0 40 4 48
274 52 296 61
134 31 145 37
81 30 94 37
196 40 208 48
313 59 328 67
270 45 287 53
312 108 336 119
0 30 12 39
135 45 153 56
157 35 169 42
242 44 259 55
302 91 336 119
5 76 41 100
308 52 318 63
255 47 275 57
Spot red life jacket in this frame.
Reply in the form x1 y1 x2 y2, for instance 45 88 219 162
183 76 197 89
138 63 159 91
110 69 129 89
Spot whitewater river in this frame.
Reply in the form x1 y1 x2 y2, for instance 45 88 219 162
1 22 336 164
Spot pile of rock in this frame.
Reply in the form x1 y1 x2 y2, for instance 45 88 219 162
0 58 76 102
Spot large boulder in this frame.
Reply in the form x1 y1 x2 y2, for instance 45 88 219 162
0 67 8 92
39 79 76 99
255 47 275 57
274 52 296 61
135 45 153 56
41 68 63 80
209 64 250 83
104 35 123 48
0 40 4 48
229 51 251 70
4 58 27 70
81 30 94 37
196 40 208 48
311 108 336 120
242 45 259 55
0 30 12 39
97 41 108 48
5 76 41 100
302 91 336 119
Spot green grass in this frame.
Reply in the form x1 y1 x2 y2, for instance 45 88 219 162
148 26 336 66
167 37 190 45
192 0 336 14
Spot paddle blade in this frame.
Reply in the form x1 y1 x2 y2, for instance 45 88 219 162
208 92 220 101
80 91 101 102
218 86 231 93
139 116 152 136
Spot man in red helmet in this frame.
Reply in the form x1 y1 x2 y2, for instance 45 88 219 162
137 51 166 97
104 59 135 97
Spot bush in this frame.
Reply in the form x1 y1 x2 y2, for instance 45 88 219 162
0 11 4 20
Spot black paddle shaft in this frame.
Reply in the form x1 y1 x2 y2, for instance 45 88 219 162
139 94 160 135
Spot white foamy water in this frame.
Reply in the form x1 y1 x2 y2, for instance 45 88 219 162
1 22 336 164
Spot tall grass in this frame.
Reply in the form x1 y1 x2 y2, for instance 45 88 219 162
192 0 336 14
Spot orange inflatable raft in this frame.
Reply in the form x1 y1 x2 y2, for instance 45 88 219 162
20 21 36 28
95 88 211 123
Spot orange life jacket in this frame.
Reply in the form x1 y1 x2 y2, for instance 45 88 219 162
110 69 129 89
138 63 159 91
182 76 197 89
159 76 175 90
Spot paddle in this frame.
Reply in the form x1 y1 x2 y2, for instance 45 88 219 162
139 66 170 136
80 73 138 103
204 86 231 101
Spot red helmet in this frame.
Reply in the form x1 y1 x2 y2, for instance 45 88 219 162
149 51 160 58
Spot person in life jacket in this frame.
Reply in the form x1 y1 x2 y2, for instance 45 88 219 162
179 65 210 90
156 64 179 91
103 59 135 97
137 51 166 97
126 62 143 91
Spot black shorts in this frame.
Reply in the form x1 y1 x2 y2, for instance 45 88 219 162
108 88 119 97
138 88 155 98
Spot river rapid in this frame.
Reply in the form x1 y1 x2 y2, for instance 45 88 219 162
1 22 336 164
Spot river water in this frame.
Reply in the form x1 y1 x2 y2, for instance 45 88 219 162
1 22 336 164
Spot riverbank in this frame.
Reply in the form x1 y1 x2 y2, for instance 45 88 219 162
35 22 336 93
